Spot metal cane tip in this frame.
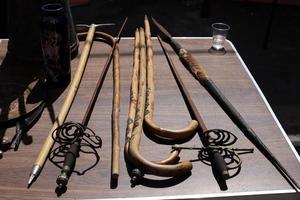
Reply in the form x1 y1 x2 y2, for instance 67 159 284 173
27 175 35 188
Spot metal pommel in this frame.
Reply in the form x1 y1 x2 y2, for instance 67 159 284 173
57 171 69 188
130 168 143 185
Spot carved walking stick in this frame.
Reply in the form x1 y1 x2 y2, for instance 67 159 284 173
125 28 192 181
125 29 181 183
143 16 198 141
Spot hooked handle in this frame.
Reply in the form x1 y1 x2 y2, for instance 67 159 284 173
210 148 229 180
178 49 209 83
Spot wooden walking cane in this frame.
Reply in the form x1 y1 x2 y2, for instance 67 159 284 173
143 15 198 141
124 28 140 159
109 18 128 179
125 28 192 180
28 24 96 187
125 28 181 162
124 30 182 183
111 40 121 179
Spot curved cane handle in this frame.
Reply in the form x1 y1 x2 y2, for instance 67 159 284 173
143 118 198 141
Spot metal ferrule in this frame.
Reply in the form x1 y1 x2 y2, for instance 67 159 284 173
31 165 41 176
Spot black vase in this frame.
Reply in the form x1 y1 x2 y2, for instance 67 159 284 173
6 0 78 63
40 3 71 86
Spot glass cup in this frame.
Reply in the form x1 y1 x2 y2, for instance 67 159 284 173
209 23 230 55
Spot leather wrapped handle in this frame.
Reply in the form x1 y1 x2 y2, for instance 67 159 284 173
179 49 209 83
56 140 80 187
63 141 80 171
210 149 229 180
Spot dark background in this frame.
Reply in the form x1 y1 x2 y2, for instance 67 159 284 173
1 0 299 153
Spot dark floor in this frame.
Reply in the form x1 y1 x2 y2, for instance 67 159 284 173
1 0 300 152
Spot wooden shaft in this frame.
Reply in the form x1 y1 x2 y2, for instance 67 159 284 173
111 43 120 179
144 15 155 120
127 28 192 177
34 25 96 168
128 27 147 169
143 15 198 141
125 28 140 156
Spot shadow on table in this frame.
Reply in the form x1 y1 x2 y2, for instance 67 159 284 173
0 53 66 156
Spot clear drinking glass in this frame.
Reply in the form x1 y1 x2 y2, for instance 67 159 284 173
209 23 230 54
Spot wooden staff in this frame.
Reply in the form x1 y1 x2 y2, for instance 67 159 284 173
124 28 140 157
126 28 192 177
143 15 198 141
111 43 120 179
28 24 96 187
